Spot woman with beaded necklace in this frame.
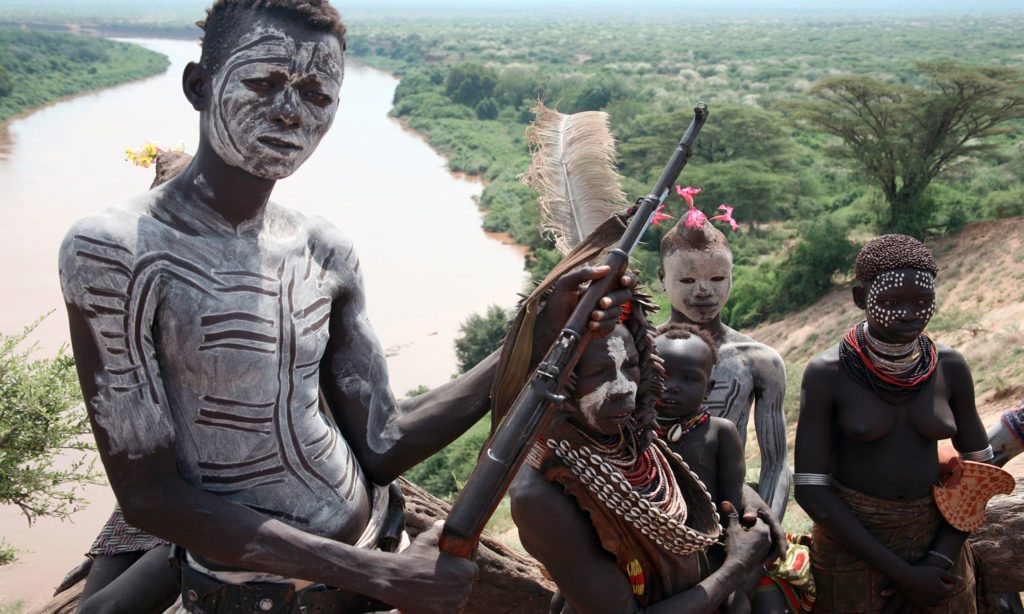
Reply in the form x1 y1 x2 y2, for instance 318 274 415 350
794 234 992 613
510 292 772 614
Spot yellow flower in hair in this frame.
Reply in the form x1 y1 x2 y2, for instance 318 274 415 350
124 141 185 168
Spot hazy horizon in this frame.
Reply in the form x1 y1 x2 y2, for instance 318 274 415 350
0 0 1021 19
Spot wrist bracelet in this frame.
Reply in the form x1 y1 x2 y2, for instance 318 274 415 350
960 446 994 463
927 550 954 568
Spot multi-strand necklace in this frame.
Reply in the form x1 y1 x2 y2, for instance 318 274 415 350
546 424 718 556
655 408 710 443
839 321 936 397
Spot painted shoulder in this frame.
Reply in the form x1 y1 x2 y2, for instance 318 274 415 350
719 324 785 373
720 325 782 357
59 201 146 265
289 209 360 277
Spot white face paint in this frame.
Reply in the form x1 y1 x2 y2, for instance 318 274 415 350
573 330 639 435
203 18 344 179
661 248 733 324
864 267 936 343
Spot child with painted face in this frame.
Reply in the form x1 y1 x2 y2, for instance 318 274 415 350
511 294 773 614
659 220 790 520
795 234 992 613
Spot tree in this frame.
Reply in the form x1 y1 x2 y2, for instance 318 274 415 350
0 63 12 97
475 97 499 120
793 62 1024 237
453 304 510 374
0 316 100 565
444 62 498 108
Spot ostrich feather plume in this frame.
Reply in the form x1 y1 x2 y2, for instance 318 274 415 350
522 102 627 255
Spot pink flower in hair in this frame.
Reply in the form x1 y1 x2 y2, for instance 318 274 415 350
652 204 674 226
709 205 739 231
684 206 708 227
675 185 702 207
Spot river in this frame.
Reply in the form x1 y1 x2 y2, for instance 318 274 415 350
0 38 527 607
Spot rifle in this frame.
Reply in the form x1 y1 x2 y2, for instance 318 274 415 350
438 102 709 559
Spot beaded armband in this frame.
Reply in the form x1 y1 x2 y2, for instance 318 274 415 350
960 446 995 463
792 473 832 486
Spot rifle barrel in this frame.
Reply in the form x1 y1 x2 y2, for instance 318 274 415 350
439 102 709 559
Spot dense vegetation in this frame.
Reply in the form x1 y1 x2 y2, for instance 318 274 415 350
345 13 1024 328
347 12 1024 506
0 317 97 566
0 27 169 121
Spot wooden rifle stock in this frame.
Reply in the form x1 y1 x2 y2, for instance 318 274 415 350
439 102 709 559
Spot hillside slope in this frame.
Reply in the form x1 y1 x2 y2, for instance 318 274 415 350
747 216 1024 482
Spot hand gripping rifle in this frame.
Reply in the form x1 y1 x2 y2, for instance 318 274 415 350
438 102 709 559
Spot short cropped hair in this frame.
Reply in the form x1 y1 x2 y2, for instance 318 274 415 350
198 0 346 73
656 322 719 366
853 234 938 283
660 219 731 262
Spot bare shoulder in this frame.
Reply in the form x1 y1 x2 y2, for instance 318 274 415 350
934 342 971 377
511 467 562 514
708 416 742 447
803 344 841 383
510 467 584 536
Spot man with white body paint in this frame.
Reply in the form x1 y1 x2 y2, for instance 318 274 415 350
58 1 633 612
658 220 791 519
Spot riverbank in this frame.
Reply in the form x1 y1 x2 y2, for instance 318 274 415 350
0 27 170 125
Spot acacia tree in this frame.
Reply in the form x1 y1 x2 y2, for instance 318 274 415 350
793 61 1024 237
0 316 99 565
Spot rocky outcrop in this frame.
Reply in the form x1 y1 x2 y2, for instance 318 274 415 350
969 477 1024 594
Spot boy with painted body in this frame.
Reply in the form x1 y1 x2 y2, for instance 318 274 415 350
59 2 633 612
658 222 790 519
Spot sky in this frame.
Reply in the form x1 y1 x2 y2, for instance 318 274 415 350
0 0 1021 17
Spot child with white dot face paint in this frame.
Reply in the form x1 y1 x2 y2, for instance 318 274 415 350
862 267 936 343
795 233 993 614
201 14 344 180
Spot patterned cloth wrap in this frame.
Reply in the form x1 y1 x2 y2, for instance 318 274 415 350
1000 397 1024 446
809 481 988 614
757 533 816 612
88 504 169 557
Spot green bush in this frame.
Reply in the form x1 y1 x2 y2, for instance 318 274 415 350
403 417 490 501
454 304 511 374
0 315 100 565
